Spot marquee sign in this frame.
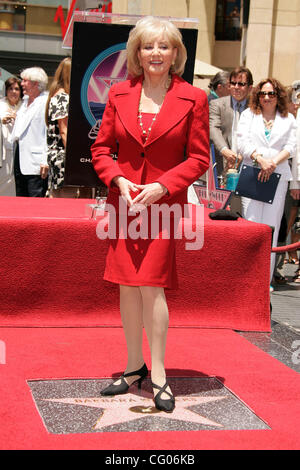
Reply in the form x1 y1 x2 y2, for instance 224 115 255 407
54 0 112 39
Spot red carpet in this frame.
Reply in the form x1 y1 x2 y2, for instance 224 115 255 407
1 327 299 450
0 197 271 331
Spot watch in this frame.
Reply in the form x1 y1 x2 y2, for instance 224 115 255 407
252 154 262 166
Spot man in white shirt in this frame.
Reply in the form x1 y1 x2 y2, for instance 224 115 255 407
12 67 48 197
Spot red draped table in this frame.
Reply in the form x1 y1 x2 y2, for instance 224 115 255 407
0 196 272 331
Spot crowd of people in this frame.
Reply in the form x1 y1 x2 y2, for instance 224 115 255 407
208 67 300 287
0 57 93 200
0 42 299 289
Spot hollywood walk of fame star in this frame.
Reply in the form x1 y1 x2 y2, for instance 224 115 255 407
44 392 229 431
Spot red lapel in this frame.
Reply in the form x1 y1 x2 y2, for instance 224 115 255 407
113 75 195 147
113 76 143 146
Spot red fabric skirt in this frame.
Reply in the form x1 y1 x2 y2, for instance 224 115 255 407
102 207 178 289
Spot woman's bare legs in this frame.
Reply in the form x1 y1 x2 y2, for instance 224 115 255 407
140 286 172 400
116 285 145 386
117 284 172 400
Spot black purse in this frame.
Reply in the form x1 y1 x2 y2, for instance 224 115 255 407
209 209 239 220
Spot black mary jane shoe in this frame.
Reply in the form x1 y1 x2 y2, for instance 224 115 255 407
101 363 148 396
152 381 175 413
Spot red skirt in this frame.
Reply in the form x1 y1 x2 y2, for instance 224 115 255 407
103 206 178 289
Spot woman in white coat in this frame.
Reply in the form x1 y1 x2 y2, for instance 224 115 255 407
0 77 23 196
237 78 297 284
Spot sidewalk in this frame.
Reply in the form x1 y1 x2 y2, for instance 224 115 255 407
239 262 300 373
271 262 300 332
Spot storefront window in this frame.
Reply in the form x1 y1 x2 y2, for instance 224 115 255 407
0 1 26 31
0 1 109 33
0 1 70 33
26 1 68 5
215 0 242 41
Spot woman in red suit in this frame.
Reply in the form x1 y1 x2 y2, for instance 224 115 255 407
91 16 210 412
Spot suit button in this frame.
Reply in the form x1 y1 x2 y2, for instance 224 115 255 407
140 152 145 158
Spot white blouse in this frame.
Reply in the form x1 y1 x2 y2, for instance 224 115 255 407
237 107 297 181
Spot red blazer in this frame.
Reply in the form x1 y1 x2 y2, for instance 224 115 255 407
91 74 210 207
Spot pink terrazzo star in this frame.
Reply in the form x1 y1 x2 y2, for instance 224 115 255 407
45 392 228 431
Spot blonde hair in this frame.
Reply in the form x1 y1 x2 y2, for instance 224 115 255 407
126 16 187 77
45 57 71 125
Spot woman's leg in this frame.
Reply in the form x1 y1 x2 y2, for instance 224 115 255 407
118 285 145 384
114 284 173 399
140 286 172 399
242 181 288 282
264 181 288 280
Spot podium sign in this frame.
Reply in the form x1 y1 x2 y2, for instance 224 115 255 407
193 184 232 210
193 147 232 210
63 12 199 188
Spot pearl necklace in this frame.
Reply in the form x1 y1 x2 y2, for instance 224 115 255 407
138 76 171 143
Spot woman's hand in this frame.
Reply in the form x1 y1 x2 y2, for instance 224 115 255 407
257 156 277 182
112 176 139 207
40 164 49 179
132 182 168 206
222 148 242 169
2 110 16 124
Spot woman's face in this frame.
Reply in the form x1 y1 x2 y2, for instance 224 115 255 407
6 82 21 106
258 82 278 114
138 33 177 78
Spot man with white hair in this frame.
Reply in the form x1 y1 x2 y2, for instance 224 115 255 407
12 67 49 197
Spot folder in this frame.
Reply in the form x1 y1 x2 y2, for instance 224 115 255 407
235 164 281 204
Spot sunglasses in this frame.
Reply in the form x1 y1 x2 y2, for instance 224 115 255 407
258 91 277 98
230 81 248 87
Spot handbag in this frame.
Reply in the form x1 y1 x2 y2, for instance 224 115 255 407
234 164 281 204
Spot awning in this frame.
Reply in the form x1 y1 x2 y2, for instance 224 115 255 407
194 59 223 77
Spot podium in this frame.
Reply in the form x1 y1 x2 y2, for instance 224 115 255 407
0 197 272 332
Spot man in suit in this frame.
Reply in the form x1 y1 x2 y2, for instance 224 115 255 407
12 67 48 197
209 67 253 177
